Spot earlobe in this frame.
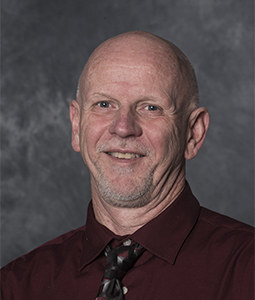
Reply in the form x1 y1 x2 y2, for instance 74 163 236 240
70 100 81 152
184 107 209 160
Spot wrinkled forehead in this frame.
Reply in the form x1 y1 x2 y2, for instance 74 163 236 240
83 35 178 83
91 54 175 89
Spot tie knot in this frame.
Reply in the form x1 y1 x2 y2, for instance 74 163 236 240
96 241 145 299
104 242 144 281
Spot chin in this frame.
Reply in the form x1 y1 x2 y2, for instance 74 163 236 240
96 177 154 208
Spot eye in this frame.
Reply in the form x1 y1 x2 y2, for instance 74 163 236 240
145 105 159 111
137 103 163 117
97 101 111 108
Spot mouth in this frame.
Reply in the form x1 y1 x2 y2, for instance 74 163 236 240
106 151 144 160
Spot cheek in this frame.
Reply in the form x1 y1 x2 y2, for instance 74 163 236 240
145 122 185 170
79 115 110 157
145 122 175 156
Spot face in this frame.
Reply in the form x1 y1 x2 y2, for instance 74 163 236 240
73 42 189 208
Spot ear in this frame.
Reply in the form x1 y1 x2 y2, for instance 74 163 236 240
70 100 81 152
184 107 209 160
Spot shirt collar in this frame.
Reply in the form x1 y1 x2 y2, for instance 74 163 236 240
80 182 200 269
131 182 200 264
80 202 127 270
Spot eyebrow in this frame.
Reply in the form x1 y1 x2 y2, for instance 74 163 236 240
90 92 117 101
90 92 169 104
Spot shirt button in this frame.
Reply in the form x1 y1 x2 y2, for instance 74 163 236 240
123 286 128 295
123 239 132 246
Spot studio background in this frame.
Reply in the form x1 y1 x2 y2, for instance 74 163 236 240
1 0 254 267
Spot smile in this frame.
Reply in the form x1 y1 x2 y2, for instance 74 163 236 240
106 152 143 159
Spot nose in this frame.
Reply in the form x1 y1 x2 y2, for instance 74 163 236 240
109 108 142 138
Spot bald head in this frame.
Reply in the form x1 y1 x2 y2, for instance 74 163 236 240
77 31 199 116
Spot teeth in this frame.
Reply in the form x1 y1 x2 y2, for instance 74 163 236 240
108 152 141 159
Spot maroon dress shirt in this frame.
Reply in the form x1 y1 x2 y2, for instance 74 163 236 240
1 183 254 299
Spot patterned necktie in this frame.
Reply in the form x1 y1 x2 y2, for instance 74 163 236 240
96 241 145 300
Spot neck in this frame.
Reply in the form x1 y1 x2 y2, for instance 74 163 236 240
92 174 186 236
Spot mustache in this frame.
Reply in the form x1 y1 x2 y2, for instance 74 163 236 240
96 138 150 156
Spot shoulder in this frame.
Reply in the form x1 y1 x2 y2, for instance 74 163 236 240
199 207 254 236
1 226 85 279
196 207 254 265
200 208 254 294
189 207 254 265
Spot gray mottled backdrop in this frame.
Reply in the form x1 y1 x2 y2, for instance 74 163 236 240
1 0 254 266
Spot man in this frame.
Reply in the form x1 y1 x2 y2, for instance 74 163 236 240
1 31 254 299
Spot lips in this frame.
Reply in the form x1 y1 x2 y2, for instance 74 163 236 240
106 152 143 159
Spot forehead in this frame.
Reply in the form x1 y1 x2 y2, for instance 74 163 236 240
81 38 179 99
